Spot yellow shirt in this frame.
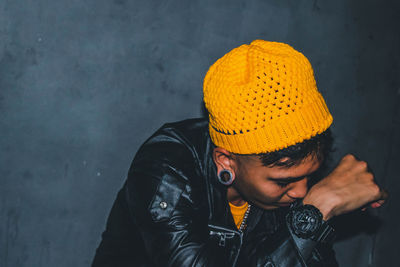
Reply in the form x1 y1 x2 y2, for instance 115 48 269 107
229 201 249 230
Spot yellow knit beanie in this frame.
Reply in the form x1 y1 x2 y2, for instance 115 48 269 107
203 40 333 154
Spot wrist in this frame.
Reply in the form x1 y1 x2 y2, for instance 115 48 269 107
302 195 336 221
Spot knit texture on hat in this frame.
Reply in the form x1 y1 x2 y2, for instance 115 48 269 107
203 40 333 154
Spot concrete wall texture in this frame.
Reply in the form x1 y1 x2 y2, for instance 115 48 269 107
0 0 399 266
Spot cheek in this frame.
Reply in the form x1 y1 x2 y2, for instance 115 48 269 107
239 178 286 203
256 183 286 201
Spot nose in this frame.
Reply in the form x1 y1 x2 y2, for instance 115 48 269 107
286 178 308 199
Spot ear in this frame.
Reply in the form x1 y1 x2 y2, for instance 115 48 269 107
212 147 237 179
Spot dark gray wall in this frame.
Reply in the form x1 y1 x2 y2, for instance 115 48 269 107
1 0 399 266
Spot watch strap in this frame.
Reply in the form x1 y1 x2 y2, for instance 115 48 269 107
312 221 336 243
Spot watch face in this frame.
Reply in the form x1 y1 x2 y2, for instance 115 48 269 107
290 206 322 239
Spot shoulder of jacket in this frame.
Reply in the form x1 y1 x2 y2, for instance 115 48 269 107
134 117 210 173
126 118 211 223
158 117 209 144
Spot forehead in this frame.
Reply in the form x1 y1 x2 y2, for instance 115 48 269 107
236 154 321 178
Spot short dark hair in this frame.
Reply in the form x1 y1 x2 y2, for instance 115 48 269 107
258 128 333 168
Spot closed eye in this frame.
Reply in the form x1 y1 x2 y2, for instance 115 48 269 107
276 181 290 188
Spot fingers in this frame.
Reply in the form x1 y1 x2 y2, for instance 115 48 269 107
361 200 384 211
343 153 388 199
368 199 385 209
361 190 388 211
369 188 388 208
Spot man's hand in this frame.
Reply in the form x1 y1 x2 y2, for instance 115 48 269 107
303 154 388 221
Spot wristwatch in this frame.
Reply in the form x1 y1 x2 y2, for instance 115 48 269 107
287 204 336 243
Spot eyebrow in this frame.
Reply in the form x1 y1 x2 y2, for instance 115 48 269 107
268 171 318 183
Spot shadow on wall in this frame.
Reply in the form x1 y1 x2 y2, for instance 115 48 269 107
201 101 208 118
331 210 383 241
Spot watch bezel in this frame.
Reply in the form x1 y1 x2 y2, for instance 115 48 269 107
289 204 324 239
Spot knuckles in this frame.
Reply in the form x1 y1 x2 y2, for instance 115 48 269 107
363 172 374 181
342 154 370 172
369 184 381 196
343 154 356 162
357 160 368 171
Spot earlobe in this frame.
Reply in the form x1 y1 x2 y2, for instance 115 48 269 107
217 169 234 185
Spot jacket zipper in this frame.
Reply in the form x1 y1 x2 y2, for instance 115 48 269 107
209 230 236 247
208 225 243 266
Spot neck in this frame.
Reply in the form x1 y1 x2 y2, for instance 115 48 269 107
227 186 246 206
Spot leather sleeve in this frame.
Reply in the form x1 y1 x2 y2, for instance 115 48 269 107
237 228 337 266
237 209 338 267
307 243 338 267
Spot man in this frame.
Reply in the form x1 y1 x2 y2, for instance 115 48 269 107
92 40 387 266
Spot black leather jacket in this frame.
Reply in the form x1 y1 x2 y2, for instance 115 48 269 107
92 118 338 267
